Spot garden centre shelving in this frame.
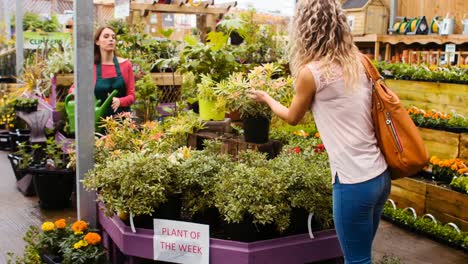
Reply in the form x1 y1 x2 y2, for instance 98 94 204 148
354 34 468 62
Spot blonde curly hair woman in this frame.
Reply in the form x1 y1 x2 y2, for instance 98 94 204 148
250 1 390 263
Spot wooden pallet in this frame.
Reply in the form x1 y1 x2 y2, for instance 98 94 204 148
187 132 282 159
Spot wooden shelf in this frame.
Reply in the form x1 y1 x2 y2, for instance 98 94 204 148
130 2 234 15
354 34 468 45
379 34 468 45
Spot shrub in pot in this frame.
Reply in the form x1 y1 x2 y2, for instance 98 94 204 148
219 64 294 143
213 150 291 241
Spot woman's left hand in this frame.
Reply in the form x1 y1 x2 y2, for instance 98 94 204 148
249 89 269 103
111 97 120 112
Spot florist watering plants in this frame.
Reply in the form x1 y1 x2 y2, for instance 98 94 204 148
250 0 391 263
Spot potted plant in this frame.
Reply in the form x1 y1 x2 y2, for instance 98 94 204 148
132 73 160 122
197 74 226 121
28 137 75 209
175 141 232 227
213 150 291 242
7 219 107 264
220 64 294 143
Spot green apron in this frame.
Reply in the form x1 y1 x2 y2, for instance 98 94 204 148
95 56 130 118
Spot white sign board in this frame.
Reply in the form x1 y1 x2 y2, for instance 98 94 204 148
153 219 209 264
445 44 456 64
114 0 130 19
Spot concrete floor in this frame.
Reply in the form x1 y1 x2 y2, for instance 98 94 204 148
0 150 466 264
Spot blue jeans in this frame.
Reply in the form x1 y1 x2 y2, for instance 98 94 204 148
333 169 391 264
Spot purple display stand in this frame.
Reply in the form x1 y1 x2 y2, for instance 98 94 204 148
98 205 343 264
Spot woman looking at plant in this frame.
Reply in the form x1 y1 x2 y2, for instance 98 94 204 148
249 1 390 263
69 26 135 118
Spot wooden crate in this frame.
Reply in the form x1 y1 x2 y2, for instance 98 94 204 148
343 0 389 36
187 132 282 159
418 128 460 159
426 184 468 231
389 177 427 215
387 79 468 116
459 134 468 160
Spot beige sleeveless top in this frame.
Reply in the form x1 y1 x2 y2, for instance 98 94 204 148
306 62 387 184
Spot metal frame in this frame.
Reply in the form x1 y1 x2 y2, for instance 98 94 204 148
74 0 96 226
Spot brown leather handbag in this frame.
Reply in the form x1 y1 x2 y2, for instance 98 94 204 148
361 55 429 180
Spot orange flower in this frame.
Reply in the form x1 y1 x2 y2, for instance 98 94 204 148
457 168 468 174
72 220 88 232
84 232 102 245
314 132 320 138
54 219 66 229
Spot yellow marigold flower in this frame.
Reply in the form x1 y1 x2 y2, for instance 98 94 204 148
84 232 102 245
41 222 55 232
71 220 88 232
74 231 83 235
315 132 320 138
73 239 89 250
54 219 66 229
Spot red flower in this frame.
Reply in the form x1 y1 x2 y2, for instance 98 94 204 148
294 147 301 154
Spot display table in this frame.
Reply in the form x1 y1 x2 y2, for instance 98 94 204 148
98 204 343 264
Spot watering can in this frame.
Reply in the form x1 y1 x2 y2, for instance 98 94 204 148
64 89 118 133
462 14 468 35
434 14 455 35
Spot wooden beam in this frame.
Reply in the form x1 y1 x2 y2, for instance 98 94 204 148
131 2 230 14
213 1 237 10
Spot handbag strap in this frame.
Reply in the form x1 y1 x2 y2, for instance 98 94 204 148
360 54 383 83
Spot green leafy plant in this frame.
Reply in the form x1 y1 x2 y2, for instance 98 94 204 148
176 141 232 215
84 151 175 217
383 205 468 250
214 150 291 231
450 176 468 194
133 74 159 122
219 63 294 118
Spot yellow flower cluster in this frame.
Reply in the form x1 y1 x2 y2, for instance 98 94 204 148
73 239 89 250
41 222 55 232
430 156 467 175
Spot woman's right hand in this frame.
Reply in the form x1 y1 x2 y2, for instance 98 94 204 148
249 89 270 104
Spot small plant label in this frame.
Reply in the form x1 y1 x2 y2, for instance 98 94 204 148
153 219 209 264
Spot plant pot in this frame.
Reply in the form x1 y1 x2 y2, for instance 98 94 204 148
242 116 270 144
198 99 225 121
9 129 30 151
191 207 222 231
31 168 75 209
222 216 279 242
0 131 11 150
130 195 182 229
7 154 27 181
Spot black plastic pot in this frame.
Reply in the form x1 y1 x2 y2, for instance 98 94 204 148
191 207 221 230
31 168 75 209
222 215 279 242
0 131 11 150
131 195 182 229
7 154 26 181
8 129 30 151
242 116 270 144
